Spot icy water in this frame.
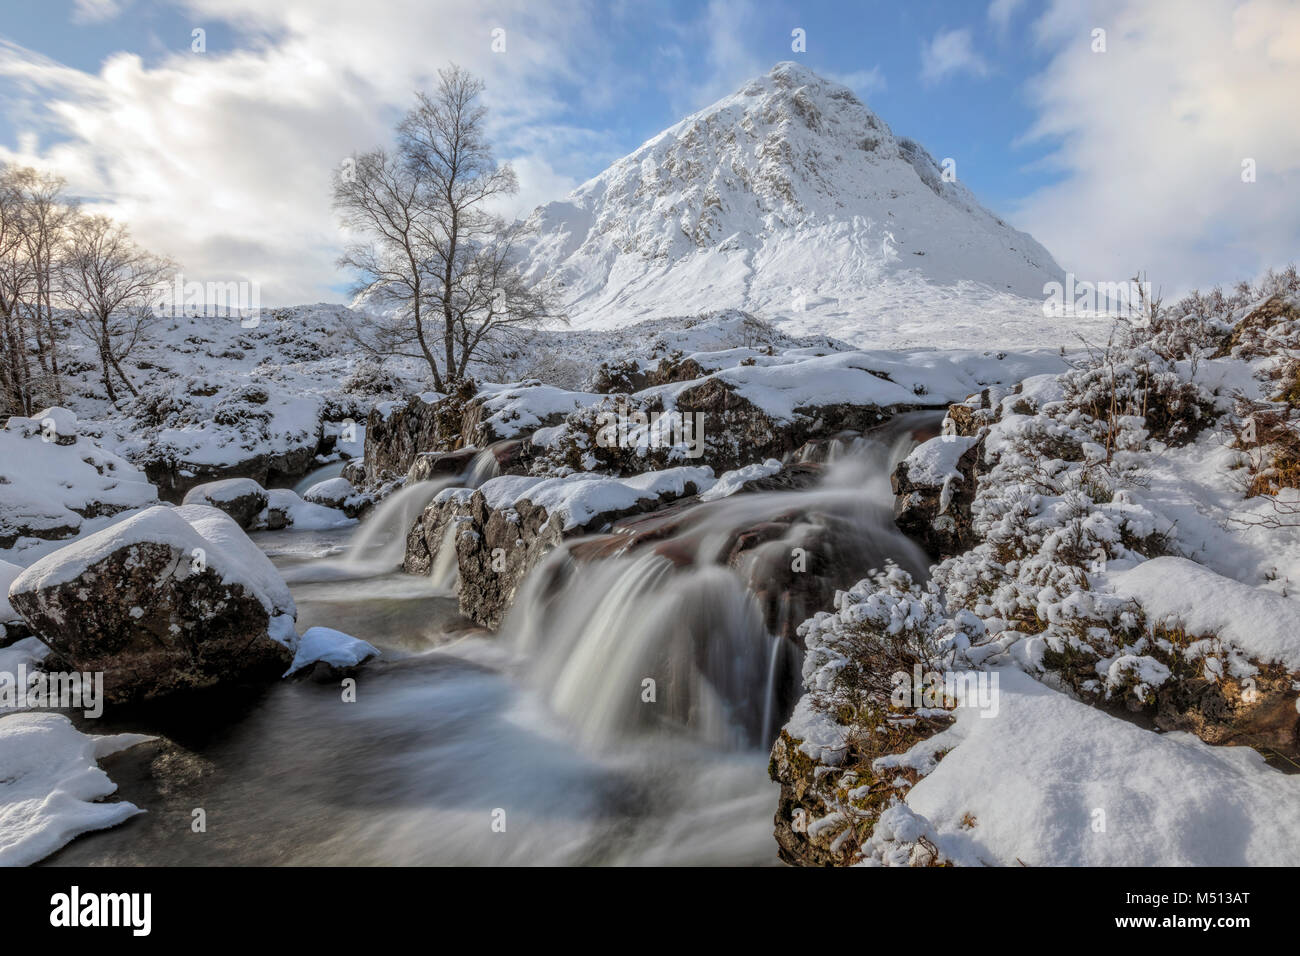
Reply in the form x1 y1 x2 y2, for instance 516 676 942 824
44 418 932 866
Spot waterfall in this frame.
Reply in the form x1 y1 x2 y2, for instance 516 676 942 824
500 411 940 752
341 477 456 574
292 460 348 496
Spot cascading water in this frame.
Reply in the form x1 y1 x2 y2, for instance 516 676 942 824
501 411 939 753
282 443 507 584
53 416 939 866
292 460 348 496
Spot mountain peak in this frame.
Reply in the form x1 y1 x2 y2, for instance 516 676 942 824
519 63 1064 346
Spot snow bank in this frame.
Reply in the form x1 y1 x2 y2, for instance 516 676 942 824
0 712 151 867
1106 557 1300 671
904 667 1300 866
0 414 157 553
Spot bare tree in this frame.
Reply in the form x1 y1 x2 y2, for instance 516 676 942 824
16 167 76 402
60 214 173 404
0 165 35 416
334 148 447 389
334 65 558 390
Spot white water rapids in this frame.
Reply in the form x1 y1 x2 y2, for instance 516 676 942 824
44 417 934 866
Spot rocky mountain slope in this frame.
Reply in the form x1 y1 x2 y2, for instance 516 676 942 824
520 62 1066 347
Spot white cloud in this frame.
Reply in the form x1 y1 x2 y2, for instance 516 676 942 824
920 28 990 85
659 0 768 116
988 0 1026 33
72 0 126 23
828 65 887 98
0 0 614 305
1015 0 1300 294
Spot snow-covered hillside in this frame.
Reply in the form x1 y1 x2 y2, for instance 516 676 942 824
520 62 1069 347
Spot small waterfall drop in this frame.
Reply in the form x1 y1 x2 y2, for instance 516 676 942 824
500 411 941 752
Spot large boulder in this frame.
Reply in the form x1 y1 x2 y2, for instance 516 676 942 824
182 477 269 529
7 505 297 705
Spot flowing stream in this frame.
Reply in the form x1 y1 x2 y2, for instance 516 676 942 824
43 416 935 866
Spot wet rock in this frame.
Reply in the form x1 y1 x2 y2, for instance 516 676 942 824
407 448 481 484
405 469 711 629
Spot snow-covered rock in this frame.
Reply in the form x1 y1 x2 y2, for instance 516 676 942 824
303 476 367 518
8 504 297 704
182 477 269 529
405 466 715 628
257 488 354 531
285 626 379 677
699 459 783 501
891 434 983 558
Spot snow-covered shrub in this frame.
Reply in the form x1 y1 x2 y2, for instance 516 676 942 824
1059 337 1215 448
341 358 401 397
771 564 984 865
801 564 983 729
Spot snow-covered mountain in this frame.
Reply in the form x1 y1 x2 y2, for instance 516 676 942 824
520 62 1067 347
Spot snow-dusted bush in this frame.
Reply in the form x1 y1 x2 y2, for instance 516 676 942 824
341 358 402 397
800 564 983 729
1059 336 1216 448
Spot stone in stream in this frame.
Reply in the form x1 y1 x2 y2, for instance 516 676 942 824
8 504 298 705
182 477 269 529
302 476 367 518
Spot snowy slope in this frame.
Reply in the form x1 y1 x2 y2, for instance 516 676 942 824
520 62 1069 347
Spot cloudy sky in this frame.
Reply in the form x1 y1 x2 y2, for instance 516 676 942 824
0 0 1296 305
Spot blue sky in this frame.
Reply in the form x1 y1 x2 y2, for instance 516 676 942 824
0 0 1296 304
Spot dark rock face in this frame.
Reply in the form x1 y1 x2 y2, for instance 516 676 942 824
891 436 983 559
407 448 481 483
10 540 292 705
769 731 843 867
536 381 916 478
673 377 903 472
1154 666 1300 760
362 381 493 488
